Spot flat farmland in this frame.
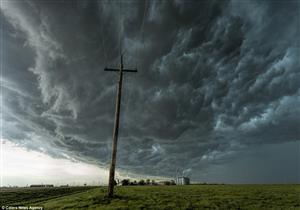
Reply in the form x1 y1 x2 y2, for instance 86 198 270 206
1 185 299 209
0 186 97 206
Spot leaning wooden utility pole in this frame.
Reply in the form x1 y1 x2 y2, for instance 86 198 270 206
104 54 137 198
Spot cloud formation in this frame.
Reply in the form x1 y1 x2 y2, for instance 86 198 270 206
1 0 299 181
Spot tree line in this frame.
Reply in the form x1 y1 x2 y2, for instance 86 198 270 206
117 179 176 186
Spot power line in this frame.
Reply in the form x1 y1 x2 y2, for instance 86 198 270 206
136 0 148 69
119 0 122 57
101 22 108 67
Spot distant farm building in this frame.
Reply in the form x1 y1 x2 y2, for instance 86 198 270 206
176 177 190 185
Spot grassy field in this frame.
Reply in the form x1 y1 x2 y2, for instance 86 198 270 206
1 185 299 209
0 186 96 206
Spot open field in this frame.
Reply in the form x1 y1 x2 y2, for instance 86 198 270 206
0 186 97 206
1 185 300 209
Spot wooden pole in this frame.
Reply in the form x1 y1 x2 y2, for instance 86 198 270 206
104 55 137 198
107 55 123 198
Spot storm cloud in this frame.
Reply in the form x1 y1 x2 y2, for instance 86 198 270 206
1 0 299 182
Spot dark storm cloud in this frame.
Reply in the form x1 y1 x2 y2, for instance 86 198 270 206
1 0 299 180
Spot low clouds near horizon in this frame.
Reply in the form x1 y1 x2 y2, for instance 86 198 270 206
0 0 299 183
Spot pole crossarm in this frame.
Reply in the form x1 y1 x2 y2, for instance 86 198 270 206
123 69 138 72
104 67 138 73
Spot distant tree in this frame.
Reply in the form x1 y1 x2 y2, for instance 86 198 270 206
170 180 176 185
121 179 130 186
114 180 118 186
151 180 157 185
146 179 151 185
138 179 145 185
133 180 137 185
164 181 171 185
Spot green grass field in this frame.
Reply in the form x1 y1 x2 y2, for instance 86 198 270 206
0 186 96 206
1 185 300 210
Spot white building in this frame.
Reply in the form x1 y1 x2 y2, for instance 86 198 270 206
176 177 190 185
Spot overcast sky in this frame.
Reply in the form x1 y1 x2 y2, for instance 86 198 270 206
0 0 299 186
